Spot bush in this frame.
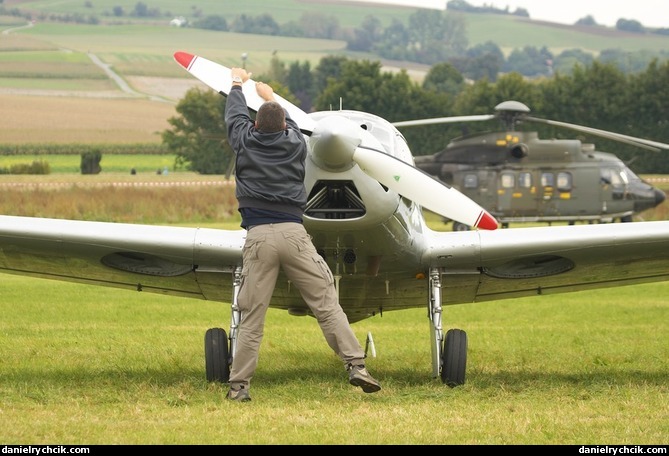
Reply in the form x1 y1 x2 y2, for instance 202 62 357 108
80 150 102 174
0 160 51 175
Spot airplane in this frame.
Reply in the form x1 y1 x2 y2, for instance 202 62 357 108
1 52 669 389
393 101 668 230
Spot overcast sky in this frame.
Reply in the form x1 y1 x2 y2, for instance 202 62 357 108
344 0 668 28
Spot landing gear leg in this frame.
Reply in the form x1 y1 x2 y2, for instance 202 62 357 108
428 268 467 387
204 265 242 383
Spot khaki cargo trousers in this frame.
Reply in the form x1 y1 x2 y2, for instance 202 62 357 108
228 222 366 389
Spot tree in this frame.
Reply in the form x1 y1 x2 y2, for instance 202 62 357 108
162 88 231 175
192 15 228 31
627 60 669 146
287 60 314 112
504 46 554 77
298 11 340 39
406 10 468 64
423 62 464 96
312 55 350 96
575 15 597 26
457 41 504 81
553 49 595 75
616 18 645 33
347 15 382 52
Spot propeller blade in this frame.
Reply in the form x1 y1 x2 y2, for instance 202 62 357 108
353 146 498 230
392 114 495 128
173 51 316 134
526 116 669 151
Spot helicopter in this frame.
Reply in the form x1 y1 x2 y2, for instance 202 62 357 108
393 101 668 230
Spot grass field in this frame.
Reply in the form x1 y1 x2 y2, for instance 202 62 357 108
0 153 179 173
1 273 668 444
1 178 668 444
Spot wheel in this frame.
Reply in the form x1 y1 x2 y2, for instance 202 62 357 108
440 328 467 387
205 327 230 383
620 215 633 223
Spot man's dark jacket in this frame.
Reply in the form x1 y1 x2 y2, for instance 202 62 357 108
225 85 308 218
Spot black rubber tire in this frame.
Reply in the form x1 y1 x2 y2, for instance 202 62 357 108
441 328 467 387
205 327 230 383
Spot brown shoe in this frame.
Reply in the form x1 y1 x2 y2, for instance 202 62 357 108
226 386 251 402
348 364 381 393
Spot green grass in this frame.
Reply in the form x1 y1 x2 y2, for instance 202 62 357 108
1 153 179 173
0 176 667 443
1 273 667 444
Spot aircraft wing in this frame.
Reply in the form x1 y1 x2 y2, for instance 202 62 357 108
424 221 669 305
2 215 669 312
0 215 245 302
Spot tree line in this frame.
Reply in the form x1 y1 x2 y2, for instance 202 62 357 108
162 55 669 175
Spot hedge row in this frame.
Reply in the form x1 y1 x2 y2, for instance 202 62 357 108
0 143 169 155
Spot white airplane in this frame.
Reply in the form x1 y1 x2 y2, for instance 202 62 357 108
1 52 668 388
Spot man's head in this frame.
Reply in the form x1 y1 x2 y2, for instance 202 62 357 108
255 101 286 133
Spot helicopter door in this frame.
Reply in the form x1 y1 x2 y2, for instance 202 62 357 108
497 171 536 217
539 172 558 217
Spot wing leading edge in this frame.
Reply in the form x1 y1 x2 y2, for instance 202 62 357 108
0 215 245 302
424 221 669 305
2 215 669 313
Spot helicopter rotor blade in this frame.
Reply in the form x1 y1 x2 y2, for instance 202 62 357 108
392 114 495 128
526 116 669 151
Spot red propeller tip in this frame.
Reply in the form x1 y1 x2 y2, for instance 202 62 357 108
475 212 499 230
174 51 196 70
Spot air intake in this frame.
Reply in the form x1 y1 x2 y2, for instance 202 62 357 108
304 180 366 219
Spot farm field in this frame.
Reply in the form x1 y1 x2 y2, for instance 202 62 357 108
2 1 669 149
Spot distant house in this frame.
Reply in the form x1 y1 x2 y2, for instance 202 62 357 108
170 17 187 27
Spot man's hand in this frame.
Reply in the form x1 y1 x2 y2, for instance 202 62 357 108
230 67 252 83
255 81 275 102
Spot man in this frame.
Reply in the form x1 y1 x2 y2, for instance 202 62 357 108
224 67 381 402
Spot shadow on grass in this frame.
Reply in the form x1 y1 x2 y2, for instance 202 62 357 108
5 363 667 392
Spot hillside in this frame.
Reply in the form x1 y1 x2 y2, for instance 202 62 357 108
1 0 668 145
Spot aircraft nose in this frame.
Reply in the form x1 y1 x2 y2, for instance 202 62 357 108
655 188 666 206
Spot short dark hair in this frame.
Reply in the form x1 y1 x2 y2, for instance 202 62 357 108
255 101 286 133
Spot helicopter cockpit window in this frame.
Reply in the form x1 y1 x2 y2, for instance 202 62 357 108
500 173 515 189
557 172 572 192
541 173 555 188
622 167 641 182
601 168 625 186
518 172 532 188
463 174 478 189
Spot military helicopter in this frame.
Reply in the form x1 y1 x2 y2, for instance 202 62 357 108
393 101 668 230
